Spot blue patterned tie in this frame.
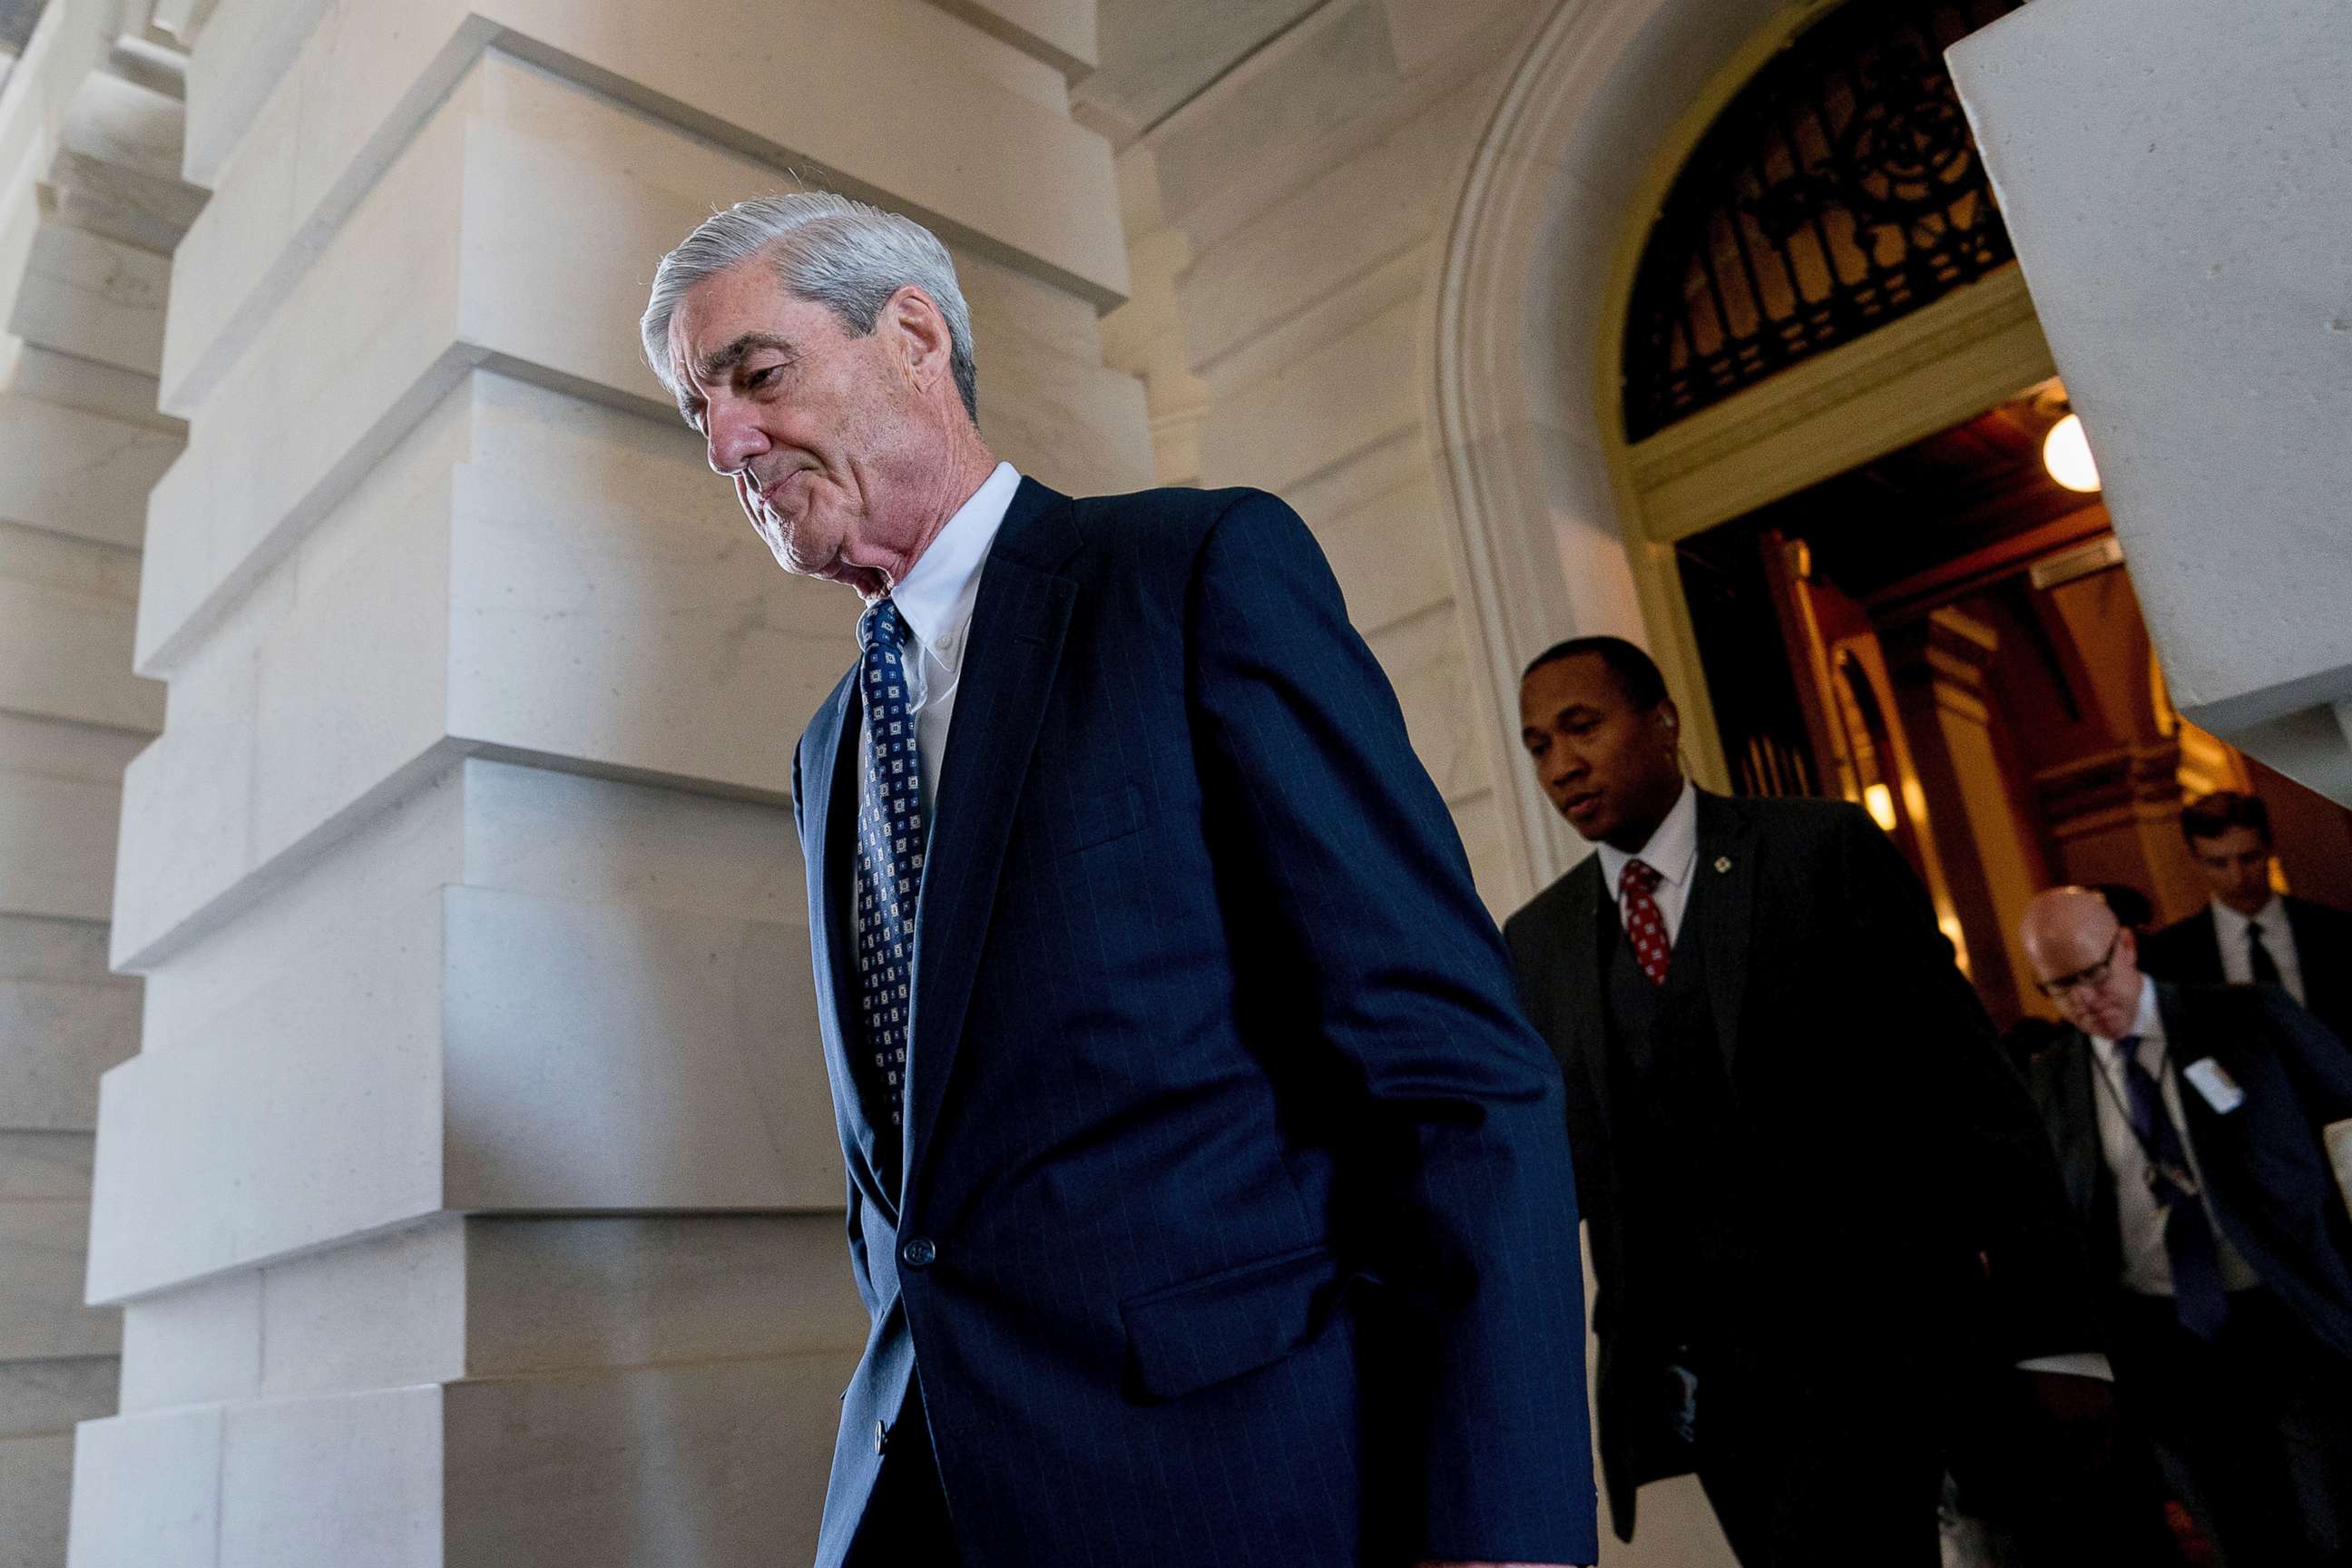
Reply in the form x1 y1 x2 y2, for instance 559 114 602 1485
2117 1037 2230 1339
853 600 926 1163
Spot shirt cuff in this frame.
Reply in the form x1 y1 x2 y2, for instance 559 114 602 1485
2015 1352 2113 1381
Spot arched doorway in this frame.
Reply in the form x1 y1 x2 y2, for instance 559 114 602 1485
1433 0 2352 989
1435 0 2053 898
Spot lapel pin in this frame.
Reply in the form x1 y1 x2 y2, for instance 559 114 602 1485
1714 857 1733 874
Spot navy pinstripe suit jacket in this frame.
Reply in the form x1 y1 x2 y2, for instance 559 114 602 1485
790 478 1599 1567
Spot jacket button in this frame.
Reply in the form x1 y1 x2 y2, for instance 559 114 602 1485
901 1237 937 1269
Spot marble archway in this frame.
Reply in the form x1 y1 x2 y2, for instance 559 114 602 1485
1429 0 1822 896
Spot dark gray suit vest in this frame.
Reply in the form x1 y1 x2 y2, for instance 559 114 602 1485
1599 879 1757 1342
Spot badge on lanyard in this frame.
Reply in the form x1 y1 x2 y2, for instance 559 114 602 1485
2182 1057 2247 1115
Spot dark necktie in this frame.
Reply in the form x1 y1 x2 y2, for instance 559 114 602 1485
2246 920 2284 989
2116 1036 2230 1339
1619 858 1671 987
853 600 926 1159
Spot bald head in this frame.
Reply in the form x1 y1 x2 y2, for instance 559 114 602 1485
2020 887 2142 1039
2020 887 2118 973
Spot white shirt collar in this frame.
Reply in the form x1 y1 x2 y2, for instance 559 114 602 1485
2091 975 2165 1060
882 461 1021 671
1597 778 1699 897
2211 891 2287 941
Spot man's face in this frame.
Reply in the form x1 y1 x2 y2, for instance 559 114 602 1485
2028 917 2143 1040
667 259 931 599
1518 654 1683 850
2188 825 2275 916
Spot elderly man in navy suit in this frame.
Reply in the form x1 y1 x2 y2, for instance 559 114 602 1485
642 191 1598 1568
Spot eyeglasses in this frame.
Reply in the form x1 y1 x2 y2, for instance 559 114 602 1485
2034 931 2122 999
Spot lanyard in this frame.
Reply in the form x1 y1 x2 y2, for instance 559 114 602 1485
2090 1039 2203 1200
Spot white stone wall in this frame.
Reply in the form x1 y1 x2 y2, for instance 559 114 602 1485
0 0 196 1559
1114 0 1553 914
74 1 1147 1561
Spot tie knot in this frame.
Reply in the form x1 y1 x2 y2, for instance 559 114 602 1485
2247 920 2265 938
1620 858 1662 897
858 598 908 655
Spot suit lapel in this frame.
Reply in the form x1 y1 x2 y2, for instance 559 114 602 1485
2190 908 2226 983
2055 1029 2104 1211
1690 790 1757 1075
2154 983 2223 1142
1554 858 1612 1138
801 669 893 1217
902 480 1081 1197
2284 899 2337 1020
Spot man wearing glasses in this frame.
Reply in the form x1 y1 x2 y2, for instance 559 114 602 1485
2018 886 2352 1565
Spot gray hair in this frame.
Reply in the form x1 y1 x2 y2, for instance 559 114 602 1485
642 191 978 423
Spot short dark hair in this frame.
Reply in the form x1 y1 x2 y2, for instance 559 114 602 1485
2091 882 2155 930
1522 635 1670 710
2180 789 2272 848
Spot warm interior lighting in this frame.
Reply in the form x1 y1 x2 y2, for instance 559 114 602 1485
1938 907 1973 977
2043 412 2102 492
1863 782 1898 831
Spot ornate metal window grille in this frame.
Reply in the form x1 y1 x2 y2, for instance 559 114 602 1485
1622 0 2023 442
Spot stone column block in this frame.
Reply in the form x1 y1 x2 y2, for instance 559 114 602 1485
88 0 1144 1559
165 0 1128 416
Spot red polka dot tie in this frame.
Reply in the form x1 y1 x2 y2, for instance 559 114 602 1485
1620 858 1671 987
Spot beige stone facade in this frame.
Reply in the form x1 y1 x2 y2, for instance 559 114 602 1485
0 2 188 1561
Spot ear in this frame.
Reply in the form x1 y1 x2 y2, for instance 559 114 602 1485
1658 696 1681 738
882 285 954 395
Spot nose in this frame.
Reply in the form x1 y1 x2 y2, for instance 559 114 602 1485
705 399 769 477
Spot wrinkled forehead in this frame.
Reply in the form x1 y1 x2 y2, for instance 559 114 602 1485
665 260 793 387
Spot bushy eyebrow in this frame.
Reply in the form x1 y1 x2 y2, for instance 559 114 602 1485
694 331 794 385
676 331 795 423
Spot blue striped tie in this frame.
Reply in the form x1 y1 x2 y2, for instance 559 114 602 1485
2118 1037 2230 1339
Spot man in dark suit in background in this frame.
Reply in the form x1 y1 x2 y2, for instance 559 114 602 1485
644 191 1598 1568
1502 637 2103 1566
2020 887 2352 1566
2142 789 2352 1044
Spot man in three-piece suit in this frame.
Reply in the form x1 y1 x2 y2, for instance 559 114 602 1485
1502 637 2103 1566
642 192 1598 1568
2019 887 2352 1566
2141 789 2352 1046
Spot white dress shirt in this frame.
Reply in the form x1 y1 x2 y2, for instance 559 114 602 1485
1596 779 1700 942
2212 893 2308 1007
2088 976 2260 1298
855 461 1021 816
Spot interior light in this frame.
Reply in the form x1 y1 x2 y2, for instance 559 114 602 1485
1864 782 1898 832
2043 412 2102 493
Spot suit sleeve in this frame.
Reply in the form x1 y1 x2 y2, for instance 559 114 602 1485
1835 808 2102 1357
795 740 878 1318
2251 986 2352 1125
1504 908 1615 1348
1186 493 1599 1563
